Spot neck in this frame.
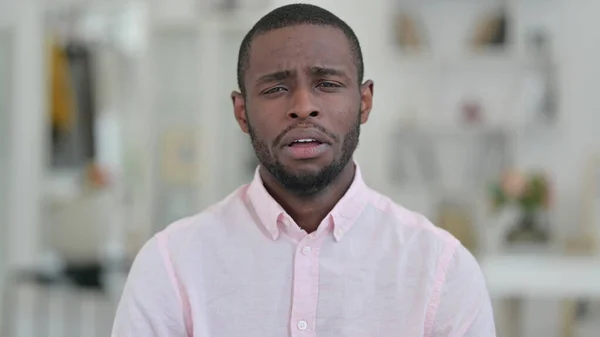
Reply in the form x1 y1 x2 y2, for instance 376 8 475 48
259 162 356 233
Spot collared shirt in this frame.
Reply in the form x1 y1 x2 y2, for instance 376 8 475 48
112 164 496 337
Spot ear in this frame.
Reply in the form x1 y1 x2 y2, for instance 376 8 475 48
359 80 374 124
231 91 249 133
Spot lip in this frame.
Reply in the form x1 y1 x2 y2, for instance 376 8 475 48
283 142 330 160
279 128 333 148
278 128 333 160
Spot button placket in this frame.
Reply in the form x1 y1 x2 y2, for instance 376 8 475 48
289 234 323 336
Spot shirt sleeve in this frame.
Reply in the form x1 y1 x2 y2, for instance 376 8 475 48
111 235 188 337
431 243 496 337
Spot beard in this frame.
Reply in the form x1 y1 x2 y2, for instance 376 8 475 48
247 112 360 198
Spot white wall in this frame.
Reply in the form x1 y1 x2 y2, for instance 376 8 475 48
0 1 16 29
6 0 46 270
0 27 11 330
0 1 46 336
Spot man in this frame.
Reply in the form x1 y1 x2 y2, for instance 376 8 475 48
112 3 496 336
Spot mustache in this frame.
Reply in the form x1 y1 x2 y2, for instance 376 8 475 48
273 122 338 147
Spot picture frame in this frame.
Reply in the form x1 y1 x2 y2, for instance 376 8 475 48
392 10 426 51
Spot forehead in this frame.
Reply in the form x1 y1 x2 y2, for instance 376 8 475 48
246 24 356 81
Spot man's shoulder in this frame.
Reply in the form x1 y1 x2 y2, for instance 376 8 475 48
368 190 471 278
367 189 460 248
155 185 250 245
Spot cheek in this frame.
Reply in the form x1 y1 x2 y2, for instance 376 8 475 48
247 111 280 144
329 104 360 133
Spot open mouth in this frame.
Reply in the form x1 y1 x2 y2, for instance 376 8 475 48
283 137 329 159
288 138 323 147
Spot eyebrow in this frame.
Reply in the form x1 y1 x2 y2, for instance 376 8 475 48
255 66 348 85
310 66 346 78
257 70 293 84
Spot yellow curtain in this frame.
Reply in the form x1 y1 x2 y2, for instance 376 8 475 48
49 39 75 133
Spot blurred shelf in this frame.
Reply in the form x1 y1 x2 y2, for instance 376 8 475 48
394 49 529 72
480 253 600 298
393 121 560 138
395 124 508 137
396 0 561 10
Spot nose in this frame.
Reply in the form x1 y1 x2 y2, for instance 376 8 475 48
287 88 320 120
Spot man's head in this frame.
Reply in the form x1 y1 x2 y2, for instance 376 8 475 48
232 3 374 197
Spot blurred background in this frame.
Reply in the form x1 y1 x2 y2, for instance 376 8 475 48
1 0 600 336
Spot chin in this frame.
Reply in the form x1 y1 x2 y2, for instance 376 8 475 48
280 158 332 175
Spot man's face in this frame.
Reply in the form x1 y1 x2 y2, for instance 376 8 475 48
232 24 373 196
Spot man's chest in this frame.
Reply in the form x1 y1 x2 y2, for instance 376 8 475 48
182 242 436 337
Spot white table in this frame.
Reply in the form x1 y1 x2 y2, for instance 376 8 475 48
479 254 600 337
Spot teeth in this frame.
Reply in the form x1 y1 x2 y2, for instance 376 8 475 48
294 139 316 143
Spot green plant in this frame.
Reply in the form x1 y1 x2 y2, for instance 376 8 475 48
490 170 551 213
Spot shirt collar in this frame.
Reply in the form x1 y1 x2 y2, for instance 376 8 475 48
245 162 371 241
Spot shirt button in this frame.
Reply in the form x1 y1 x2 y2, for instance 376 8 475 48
301 246 312 255
297 320 308 331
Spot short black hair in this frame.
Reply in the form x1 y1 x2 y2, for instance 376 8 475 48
236 3 364 95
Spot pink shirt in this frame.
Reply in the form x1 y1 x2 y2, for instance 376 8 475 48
112 164 495 336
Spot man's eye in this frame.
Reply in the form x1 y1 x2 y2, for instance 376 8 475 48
263 86 286 95
317 82 341 88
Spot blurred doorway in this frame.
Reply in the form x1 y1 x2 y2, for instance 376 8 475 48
0 28 12 321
